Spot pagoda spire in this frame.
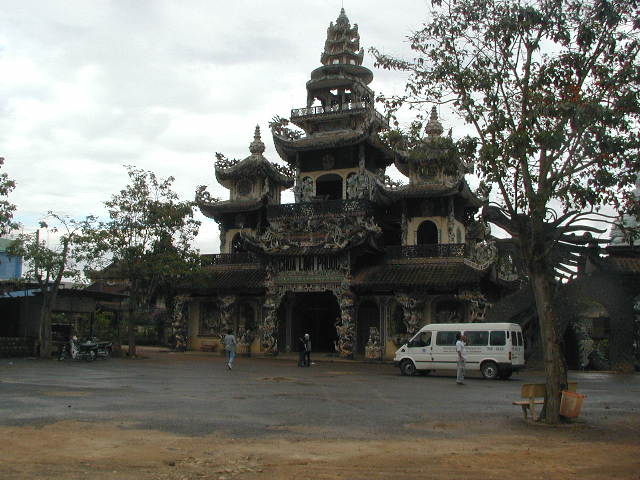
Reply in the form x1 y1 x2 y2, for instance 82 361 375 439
249 124 265 155
425 106 444 138
321 8 364 67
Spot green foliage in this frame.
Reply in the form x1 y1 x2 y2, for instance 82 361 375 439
89 166 201 307
0 157 17 236
372 0 640 216
8 213 97 287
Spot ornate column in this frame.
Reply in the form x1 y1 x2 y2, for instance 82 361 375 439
171 295 189 352
447 197 455 243
260 266 283 354
335 275 355 358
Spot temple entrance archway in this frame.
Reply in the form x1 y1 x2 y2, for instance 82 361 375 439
356 301 379 355
291 292 340 352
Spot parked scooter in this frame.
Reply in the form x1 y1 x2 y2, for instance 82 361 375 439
94 339 113 359
58 336 99 361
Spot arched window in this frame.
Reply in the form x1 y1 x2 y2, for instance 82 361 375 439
316 173 343 200
417 220 439 245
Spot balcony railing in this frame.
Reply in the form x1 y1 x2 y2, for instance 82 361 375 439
267 199 375 219
385 244 467 259
201 252 259 266
291 102 368 118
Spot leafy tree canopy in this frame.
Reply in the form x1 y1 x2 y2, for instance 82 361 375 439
0 157 17 236
372 0 640 221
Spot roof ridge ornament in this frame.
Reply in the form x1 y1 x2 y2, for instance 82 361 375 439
249 124 266 155
425 106 444 138
337 7 349 25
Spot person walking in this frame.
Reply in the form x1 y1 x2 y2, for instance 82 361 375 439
223 329 236 370
303 333 311 367
455 332 467 384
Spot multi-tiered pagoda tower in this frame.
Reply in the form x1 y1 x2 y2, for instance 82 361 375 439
191 9 519 360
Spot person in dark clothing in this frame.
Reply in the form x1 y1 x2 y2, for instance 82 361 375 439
297 336 306 367
304 333 311 367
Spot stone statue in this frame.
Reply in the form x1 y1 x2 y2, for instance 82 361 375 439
365 327 382 360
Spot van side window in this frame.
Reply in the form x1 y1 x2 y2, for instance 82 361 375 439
517 331 524 347
490 331 506 346
466 331 489 346
409 331 431 347
436 331 458 345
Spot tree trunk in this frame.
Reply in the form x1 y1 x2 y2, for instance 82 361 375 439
39 290 58 358
529 265 568 423
127 289 138 357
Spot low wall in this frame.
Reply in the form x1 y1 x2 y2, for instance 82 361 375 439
0 337 37 357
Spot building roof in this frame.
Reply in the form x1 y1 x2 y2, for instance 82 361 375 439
215 126 294 189
272 127 394 164
199 198 265 219
188 265 266 292
381 179 483 207
352 260 488 291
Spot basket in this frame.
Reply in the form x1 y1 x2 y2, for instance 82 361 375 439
560 390 586 418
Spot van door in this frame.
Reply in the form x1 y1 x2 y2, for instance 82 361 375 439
431 330 459 370
511 328 525 366
464 330 489 371
406 330 433 370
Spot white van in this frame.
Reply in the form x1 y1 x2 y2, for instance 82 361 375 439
394 323 525 379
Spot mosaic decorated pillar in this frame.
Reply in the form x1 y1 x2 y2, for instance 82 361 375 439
335 276 356 358
171 295 189 351
260 267 283 354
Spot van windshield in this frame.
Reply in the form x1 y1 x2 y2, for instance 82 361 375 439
409 331 431 347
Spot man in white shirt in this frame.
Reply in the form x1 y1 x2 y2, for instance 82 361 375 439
455 332 467 385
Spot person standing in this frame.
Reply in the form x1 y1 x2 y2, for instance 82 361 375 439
303 333 311 367
223 329 236 370
455 332 467 384
297 335 306 367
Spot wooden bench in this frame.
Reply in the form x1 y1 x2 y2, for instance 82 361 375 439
513 382 577 421
200 340 218 352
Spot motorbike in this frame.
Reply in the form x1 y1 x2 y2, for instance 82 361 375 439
95 340 113 359
58 337 99 361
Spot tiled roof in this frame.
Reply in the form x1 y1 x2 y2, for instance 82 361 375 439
597 255 640 275
352 261 487 290
199 198 264 218
191 266 266 291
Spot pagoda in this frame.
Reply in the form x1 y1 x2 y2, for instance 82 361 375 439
190 9 519 360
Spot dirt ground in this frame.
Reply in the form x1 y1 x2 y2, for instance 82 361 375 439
3 418 640 480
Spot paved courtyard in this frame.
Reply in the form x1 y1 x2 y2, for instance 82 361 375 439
1 348 639 479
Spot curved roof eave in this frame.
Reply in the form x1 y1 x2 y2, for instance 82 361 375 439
214 155 294 188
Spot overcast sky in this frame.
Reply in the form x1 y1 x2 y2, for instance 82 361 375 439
1 0 444 253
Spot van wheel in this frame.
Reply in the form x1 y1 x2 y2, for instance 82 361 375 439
480 361 499 380
400 359 416 376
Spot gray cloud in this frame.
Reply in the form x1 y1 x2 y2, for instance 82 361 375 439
1 0 434 252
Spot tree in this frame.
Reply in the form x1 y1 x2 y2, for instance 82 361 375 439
90 166 201 357
8 214 97 357
0 157 17 235
372 0 640 422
